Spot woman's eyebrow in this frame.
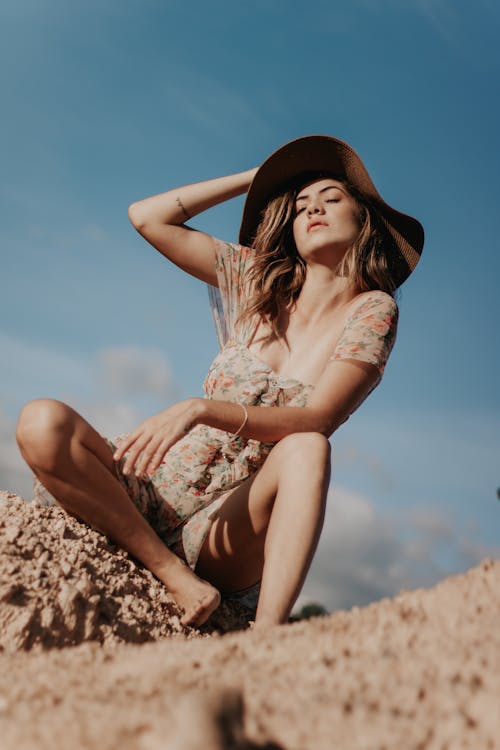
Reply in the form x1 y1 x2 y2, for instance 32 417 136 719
296 185 346 202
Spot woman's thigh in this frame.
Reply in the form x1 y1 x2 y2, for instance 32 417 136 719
195 432 330 593
195 468 274 592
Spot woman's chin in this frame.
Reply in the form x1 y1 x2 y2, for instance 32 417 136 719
297 242 351 267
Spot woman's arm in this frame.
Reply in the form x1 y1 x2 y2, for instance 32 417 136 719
198 359 380 442
128 168 258 285
113 359 380 478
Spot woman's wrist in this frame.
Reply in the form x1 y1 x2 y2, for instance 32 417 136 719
190 397 209 428
243 166 259 183
193 397 250 436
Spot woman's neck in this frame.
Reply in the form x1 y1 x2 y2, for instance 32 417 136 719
293 267 360 324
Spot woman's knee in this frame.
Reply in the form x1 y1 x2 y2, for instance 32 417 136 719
273 431 331 469
16 399 75 472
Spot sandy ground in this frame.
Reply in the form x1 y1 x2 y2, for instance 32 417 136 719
1 492 499 750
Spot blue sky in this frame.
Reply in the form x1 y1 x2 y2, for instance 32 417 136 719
1 0 499 610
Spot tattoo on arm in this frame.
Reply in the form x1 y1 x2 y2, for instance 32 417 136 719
176 196 190 221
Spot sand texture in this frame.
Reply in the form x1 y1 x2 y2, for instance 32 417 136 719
0 493 255 652
1 491 499 749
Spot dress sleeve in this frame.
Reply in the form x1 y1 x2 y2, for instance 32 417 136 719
330 291 399 375
207 238 255 348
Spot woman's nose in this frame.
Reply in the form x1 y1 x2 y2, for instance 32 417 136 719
307 201 323 215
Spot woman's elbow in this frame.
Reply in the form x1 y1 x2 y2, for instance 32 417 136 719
279 412 330 442
318 422 334 439
314 411 345 439
128 202 146 231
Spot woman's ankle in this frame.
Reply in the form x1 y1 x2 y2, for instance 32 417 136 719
154 552 192 584
253 611 284 630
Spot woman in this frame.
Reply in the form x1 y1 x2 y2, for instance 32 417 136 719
16 136 424 630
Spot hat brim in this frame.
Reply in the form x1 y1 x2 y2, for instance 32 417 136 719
238 135 424 287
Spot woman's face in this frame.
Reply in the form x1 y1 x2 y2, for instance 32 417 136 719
292 178 362 262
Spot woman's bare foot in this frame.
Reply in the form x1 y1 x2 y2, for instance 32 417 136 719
159 557 221 627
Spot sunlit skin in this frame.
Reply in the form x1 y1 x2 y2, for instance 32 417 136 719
17 168 381 630
293 178 362 265
243 178 366 385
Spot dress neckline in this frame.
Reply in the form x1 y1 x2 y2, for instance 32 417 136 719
229 339 315 390
237 313 318 389
237 290 387 390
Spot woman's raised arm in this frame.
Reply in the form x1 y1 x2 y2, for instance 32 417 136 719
128 168 258 286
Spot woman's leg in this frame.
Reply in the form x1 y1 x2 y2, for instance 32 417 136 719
16 398 220 626
196 432 331 629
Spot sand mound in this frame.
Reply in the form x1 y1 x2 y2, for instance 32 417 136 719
1 558 499 749
0 493 254 652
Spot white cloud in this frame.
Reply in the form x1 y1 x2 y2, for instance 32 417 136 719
0 333 90 407
96 346 175 398
0 335 179 413
332 442 395 492
71 401 148 443
334 406 500 522
297 485 500 613
0 337 181 497
0 409 34 499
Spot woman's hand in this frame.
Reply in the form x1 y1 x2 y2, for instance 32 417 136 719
113 398 204 478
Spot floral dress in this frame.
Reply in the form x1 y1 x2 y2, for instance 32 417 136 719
35 239 398 611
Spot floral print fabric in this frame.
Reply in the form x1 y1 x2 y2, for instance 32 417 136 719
329 292 398 375
34 239 398 613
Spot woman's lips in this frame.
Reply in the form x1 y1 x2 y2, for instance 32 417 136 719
307 221 328 232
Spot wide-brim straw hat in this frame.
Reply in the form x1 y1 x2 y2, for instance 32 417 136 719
239 135 424 287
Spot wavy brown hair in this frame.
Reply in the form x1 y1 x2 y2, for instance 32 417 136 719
236 175 398 340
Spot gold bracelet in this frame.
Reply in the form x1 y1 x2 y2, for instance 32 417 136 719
234 403 248 437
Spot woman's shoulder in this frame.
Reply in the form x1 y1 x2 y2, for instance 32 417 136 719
331 289 399 375
347 289 398 320
212 238 256 293
212 237 255 258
